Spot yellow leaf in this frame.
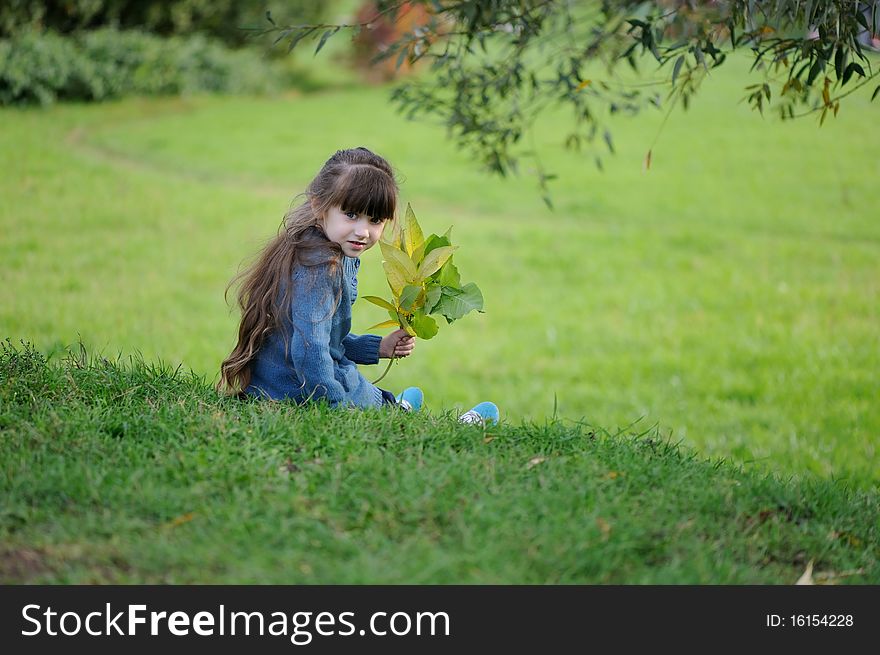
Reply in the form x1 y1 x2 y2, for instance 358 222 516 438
383 262 406 296
361 295 396 311
367 319 401 330
644 149 652 171
411 240 428 267
813 567 866 584
380 241 417 295
417 245 457 280
526 456 546 470
576 79 592 91
397 312 416 337
381 213 402 247
402 203 424 257
380 241 418 279
162 512 195 530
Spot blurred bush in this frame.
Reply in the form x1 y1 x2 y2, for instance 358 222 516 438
351 0 431 82
0 28 285 105
0 1 328 47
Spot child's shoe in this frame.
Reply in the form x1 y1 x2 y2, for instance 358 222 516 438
395 387 424 412
459 401 499 426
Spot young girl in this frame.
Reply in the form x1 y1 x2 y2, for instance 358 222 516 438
218 147 498 423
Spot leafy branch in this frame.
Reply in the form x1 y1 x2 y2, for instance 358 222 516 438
363 203 484 382
266 1 880 198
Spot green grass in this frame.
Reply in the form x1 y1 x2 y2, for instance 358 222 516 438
2 341 877 584
1 49 878 494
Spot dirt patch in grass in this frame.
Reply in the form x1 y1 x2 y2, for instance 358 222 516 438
0 546 53 583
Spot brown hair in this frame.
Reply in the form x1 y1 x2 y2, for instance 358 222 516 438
217 147 399 395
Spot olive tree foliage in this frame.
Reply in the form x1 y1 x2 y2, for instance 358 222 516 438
266 1 879 200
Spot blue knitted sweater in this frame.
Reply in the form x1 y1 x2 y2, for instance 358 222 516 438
245 256 384 408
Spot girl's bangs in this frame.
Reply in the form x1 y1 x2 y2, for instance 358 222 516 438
330 165 397 220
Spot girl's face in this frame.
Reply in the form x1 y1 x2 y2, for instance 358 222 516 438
321 205 388 258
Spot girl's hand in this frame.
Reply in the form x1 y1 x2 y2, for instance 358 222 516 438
379 329 416 359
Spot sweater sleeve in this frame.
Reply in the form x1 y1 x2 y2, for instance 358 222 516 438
342 333 382 365
289 266 349 406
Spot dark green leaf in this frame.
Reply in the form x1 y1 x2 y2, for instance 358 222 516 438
288 27 316 54
272 29 292 47
672 55 685 86
424 285 442 314
603 129 614 154
872 85 880 102
694 44 707 71
842 62 866 86
806 57 822 86
315 28 337 56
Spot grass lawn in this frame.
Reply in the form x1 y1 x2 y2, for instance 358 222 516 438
1 48 878 499
2 342 877 583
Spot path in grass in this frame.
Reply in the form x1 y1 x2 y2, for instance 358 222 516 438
1 52 878 486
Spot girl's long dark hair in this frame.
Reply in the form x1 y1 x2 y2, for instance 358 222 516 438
218 147 398 395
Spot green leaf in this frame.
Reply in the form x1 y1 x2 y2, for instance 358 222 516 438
411 312 439 340
422 233 452 258
402 203 424 257
424 284 442 313
434 283 483 322
412 231 452 268
438 260 461 287
362 296 396 311
417 245 457 280
872 85 880 102
399 285 424 312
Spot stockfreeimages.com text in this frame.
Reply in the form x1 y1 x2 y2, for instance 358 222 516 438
22 604 451 645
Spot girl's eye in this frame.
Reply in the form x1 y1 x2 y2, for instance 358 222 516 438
345 211 358 219
370 217 384 225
